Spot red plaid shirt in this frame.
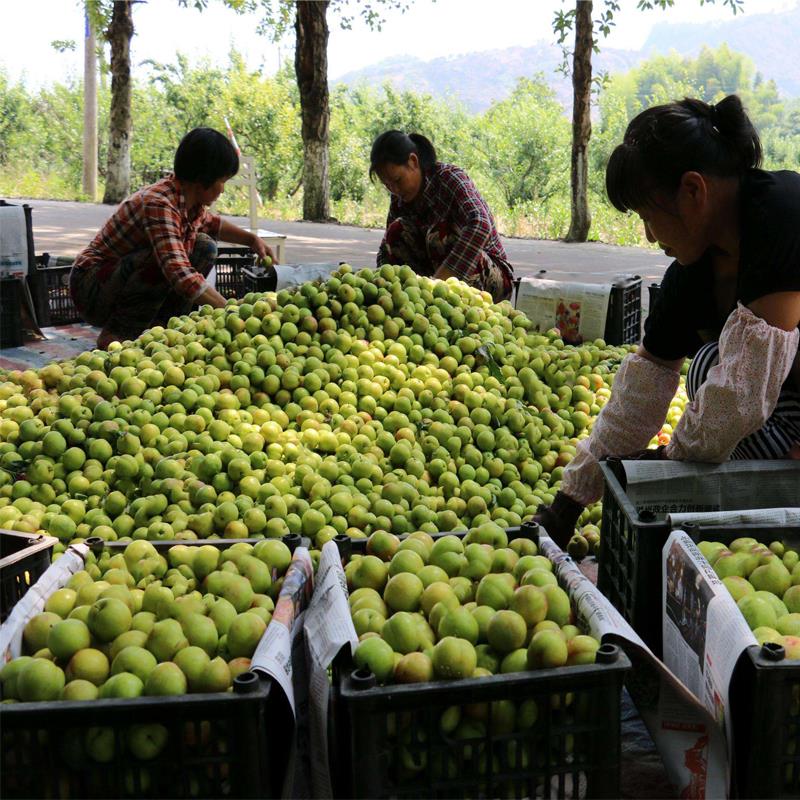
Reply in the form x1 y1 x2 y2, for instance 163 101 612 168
73 176 221 299
377 162 512 283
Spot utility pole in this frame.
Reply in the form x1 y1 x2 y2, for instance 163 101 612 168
82 6 98 200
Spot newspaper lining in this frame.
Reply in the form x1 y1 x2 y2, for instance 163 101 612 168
538 528 730 798
670 508 800 527
251 545 314 715
663 531 759 795
514 276 612 344
0 543 88 661
0 204 29 277
250 545 315 800
274 263 342 291
617 460 800 519
303 540 359 799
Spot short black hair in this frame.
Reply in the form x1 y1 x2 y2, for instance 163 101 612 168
173 127 239 188
606 94 762 213
369 130 437 180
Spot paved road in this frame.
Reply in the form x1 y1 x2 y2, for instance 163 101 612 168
15 196 671 308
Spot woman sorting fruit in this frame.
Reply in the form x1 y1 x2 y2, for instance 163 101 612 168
371 130 514 303
70 127 275 350
538 94 800 548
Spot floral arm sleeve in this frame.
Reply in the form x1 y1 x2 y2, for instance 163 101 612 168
561 354 680 505
665 303 800 462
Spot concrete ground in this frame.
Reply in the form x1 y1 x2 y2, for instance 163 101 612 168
18 197 670 309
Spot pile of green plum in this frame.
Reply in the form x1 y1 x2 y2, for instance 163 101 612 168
1 538 293 704
348 524 601 685
703 537 800 656
0 265 682 553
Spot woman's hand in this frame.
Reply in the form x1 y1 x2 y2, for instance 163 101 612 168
248 232 277 265
217 220 277 264
196 284 228 309
533 491 585 550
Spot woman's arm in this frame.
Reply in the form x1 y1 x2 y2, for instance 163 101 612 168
537 349 682 546
434 168 493 282
217 220 276 264
665 292 800 462
559 350 683 505
748 291 800 331
194 284 228 309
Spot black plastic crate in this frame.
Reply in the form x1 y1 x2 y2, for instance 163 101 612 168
0 278 24 348
1 672 283 799
0 534 301 798
604 275 642 346
597 459 800 657
729 644 800 799
513 273 642 346
595 460 669 656
242 264 276 295
681 526 800 799
0 530 57 622
331 523 630 799
37 254 80 326
215 247 257 299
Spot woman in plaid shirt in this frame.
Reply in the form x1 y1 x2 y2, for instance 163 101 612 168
371 131 514 302
70 128 275 349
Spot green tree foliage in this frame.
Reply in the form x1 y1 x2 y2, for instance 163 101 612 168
469 77 571 208
0 44 797 243
328 82 471 203
593 43 800 187
139 54 300 198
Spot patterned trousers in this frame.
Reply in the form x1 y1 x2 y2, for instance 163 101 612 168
687 340 800 459
380 216 513 303
70 233 217 339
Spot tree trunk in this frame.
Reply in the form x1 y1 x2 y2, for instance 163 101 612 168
82 7 98 201
103 0 134 204
294 0 331 221
565 0 593 242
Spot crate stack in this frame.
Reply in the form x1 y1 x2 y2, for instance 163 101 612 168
595 458 800 799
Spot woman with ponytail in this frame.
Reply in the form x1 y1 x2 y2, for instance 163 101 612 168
370 130 514 302
536 95 800 548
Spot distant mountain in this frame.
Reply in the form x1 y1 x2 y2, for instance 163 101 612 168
642 5 800 97
334 43 639 112
334 5 800 112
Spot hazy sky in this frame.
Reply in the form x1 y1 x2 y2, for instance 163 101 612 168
1 0 796 88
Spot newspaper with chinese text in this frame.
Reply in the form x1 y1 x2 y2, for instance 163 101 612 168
303 541 359 799
538 530 730 798
613 460 800 519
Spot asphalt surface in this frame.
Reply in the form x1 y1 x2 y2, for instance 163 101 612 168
15 197 671 311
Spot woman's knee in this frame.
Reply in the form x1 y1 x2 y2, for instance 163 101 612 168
191 233 218 276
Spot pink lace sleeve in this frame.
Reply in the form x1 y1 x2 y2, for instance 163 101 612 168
561 353 680 505
665 303 800 463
